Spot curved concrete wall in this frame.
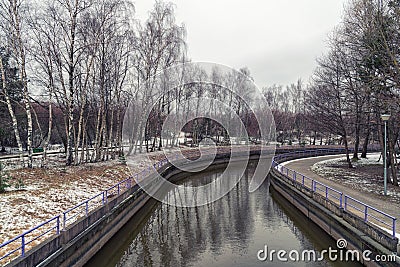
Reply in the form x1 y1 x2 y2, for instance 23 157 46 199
7 147 394 267
7 149 264 267
270 161 400 267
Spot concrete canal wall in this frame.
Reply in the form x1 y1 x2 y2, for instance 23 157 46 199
7 149 265 267
270 159 400 267
7 147 398 267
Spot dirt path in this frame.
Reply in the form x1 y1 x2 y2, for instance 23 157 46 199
283 155 400 237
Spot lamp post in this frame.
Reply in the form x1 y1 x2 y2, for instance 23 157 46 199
381 114 390 196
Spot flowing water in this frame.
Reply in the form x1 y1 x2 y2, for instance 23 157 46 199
86 161 362 267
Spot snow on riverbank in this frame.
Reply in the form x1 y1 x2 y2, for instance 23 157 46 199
311 153 400 200
0 152 163 251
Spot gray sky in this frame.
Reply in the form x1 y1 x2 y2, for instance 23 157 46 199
134 0 347 88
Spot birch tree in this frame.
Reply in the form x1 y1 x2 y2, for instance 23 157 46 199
0 49 24 164
0 0 34 167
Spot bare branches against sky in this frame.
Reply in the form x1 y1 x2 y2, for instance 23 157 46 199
135 0 347 86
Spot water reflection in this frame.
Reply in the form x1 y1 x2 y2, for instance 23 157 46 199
87 162 362 267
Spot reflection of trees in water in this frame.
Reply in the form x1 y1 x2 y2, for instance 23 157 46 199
114 163 358 267
117 165 256 267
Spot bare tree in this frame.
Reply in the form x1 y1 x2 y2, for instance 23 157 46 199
0 0 34 167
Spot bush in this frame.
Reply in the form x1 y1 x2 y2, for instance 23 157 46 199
0 162 11 193
14 177 25 190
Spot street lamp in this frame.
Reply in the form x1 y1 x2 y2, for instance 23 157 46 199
381 114 391 196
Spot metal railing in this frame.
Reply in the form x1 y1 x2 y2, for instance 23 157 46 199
0 216 60 261
0 157 171 265
273 149 397 238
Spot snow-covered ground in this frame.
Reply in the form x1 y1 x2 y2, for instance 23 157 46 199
311 153 400 200
0 146 213 264
0 151 168 264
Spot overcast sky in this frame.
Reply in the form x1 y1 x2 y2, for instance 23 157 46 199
134 0 347 88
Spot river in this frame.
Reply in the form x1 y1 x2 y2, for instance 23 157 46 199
86 161 362 267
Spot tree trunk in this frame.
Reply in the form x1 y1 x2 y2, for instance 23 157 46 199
388 129 398 186
66 7 78 166
108 108 115 160
343 134 353 168
42 92 53 167
10 0 33 168
0 56 24 166
94 106 102 161
361 127 370 158
353 126 360 160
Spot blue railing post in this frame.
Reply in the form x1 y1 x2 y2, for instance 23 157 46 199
364 206 368 222
85 200 89 216
302 175 305 186
21 235 25 257
393 219 396 238
325 187 329 200
293 171 296 182
344 196 347 210
56 216 60 235
339 192 343 209
102 191 105 205
118 184 120 195
63 213 67 230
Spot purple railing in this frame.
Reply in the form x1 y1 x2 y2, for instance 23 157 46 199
0 216 60 261
0 157 171 265
273 149 397 238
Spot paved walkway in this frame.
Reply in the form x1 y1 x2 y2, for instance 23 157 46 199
283 155 400 238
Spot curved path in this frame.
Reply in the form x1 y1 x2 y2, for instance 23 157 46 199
283 154 400 239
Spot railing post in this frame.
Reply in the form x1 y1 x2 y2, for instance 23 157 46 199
293 171 296 182
302 175 305 186
56 216 60 235
102 191 105 205
63 212 67 230
393 218 396 238
21 235 25 257
85 200 89 216
364 206 368 222
339 192 343 209
344 196 347 211
118 184 120 195
325 187 329 200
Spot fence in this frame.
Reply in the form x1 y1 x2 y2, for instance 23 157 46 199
272 149 397 238
0 216 60 262
0 156 173 266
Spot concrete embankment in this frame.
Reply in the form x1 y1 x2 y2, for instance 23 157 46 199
9 147 395 267
7 149 267 267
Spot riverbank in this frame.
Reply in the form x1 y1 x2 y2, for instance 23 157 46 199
283 154 400 239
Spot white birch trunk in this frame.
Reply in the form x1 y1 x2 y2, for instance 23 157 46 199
0 56 24 166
